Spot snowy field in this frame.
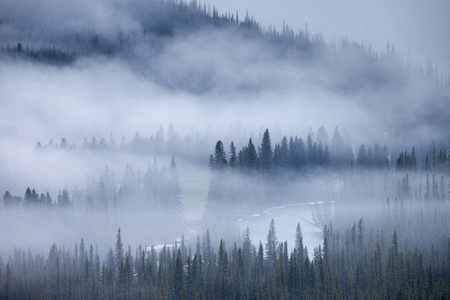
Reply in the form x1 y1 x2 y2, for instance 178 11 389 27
236 202 325 256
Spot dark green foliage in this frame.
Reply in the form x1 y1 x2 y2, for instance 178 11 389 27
115 229 124 277
266 219 278 268
239 138 259 171
206 128 393 213
260 129 273 171
209 128 394 179
169 156 184 217
24 187 40 207
57 190 70 208
2 191 20 209
229 142 237 168
2 43 74 64
295 223 304 264
396 147 417 171
357 144 369 167
423 148 450 173
213 140 228 169
1 0 448 101
0 213 448 300
279 136 289 169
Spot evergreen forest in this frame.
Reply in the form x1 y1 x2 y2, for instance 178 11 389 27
0 0 449 299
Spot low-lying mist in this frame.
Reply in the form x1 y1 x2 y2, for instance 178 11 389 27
0 47 446 193
0 0 449 271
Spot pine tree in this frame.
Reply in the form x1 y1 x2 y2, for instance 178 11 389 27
242 226 253 269
24 187 32 207
323 145 331 165
243 139 258 170
280 136 289 169
425 174 430 200
169 155 183 220
316 126 329 145
331 127 344 152
155 125 165 154
423 152 430 170
367 146 374 167
166 123 181 153
203 230 213 266
91 137 98 150
295 223 304 264
214 140 227 168
357 145 368 167
4 262 12 299
57 190 70 208
229 142 237 168
79 238 86 272
290 136 304 170
306 135 313 165
2 191 15 208
260 129 273 171
38 193 46 206
208 154 214 169
266 219 278 268
174 249 184 299
60 137 68 149
411 147 417 170
273 144 282 170
115 229 124 277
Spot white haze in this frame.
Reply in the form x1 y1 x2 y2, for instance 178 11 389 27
0 0 448 257
208 0 450 72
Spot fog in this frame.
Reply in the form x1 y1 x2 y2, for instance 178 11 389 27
208 0 450 72
0 0 449 260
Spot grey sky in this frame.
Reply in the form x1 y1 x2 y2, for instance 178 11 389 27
208 0 450 72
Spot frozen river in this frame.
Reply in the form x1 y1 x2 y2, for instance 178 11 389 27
235 202 326 256
152 200 328 258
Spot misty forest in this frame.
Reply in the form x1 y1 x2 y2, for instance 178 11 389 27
1 0 450 299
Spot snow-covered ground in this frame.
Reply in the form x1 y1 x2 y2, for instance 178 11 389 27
236 202 325 256
147 201 326 257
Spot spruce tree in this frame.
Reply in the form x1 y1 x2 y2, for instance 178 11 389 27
2 191 14 208
266 219 278 268
244 139 258 170
307 134 313 164
24 187 32 206
280 136 289 168
229 142 237 168
295 223 304 263
57 190 70 208
169 155 183 219
273 144 282 170
316 126 329 145
214 140 227 168
289 136 296 168
115 229 124 277
357 145 368 167
242 226 253 266
208 154 214 169
260 129 273 171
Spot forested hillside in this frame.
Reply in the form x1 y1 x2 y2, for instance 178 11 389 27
0 0 449 299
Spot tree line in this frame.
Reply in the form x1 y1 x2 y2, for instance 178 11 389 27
2 188 69 211
204 128 450 230
210 128 450 174
1 157 183 220
209 128 391 174
1 43 74 64
35 124 210 164
0 212 449 299
3 0 449 91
